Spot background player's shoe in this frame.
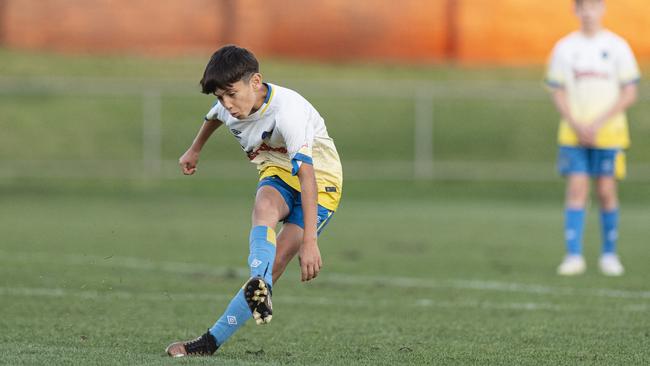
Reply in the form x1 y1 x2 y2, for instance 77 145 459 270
244 276 273 325
599 254 624 276
166 330 219 357
557 255 586 276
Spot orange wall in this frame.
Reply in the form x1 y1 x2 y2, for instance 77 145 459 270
458 0 577 64
458 0 650 64
240 0 449 62
2 0 650 64
2 0 224 54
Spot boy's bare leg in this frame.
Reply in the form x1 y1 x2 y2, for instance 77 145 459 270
595 176 618 211
273 223 303 283
566 174 590 209
253 186 289 227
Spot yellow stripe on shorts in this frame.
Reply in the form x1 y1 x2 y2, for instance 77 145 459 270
615 151 626 180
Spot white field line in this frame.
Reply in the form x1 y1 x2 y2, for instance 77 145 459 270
323 274 650 300
0 286 584 313
2 250 650 301
3 285 650 314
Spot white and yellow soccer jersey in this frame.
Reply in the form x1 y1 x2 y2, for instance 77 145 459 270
205 83 343 211
546 30 640 148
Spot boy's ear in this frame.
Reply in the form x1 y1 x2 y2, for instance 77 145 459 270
250 73 263 90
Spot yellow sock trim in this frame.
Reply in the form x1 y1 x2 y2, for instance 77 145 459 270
266 227 277 246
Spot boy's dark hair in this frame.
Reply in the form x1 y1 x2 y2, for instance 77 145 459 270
575 0 602 5
200 45 259 94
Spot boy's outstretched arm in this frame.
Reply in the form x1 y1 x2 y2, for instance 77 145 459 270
179 119 222 175
297 162 322 282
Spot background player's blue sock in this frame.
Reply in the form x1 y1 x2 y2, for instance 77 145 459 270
209 288 251 345
208 226 276 346
248 226 276 286
565 208 585 255
600 209 619 255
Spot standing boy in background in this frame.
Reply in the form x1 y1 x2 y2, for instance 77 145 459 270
166 45 343 356
546 0 639 276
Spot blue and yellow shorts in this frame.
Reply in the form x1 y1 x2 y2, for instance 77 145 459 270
257 175 335 236
558 146 626 179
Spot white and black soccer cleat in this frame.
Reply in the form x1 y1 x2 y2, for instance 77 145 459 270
165 330 219 357
244 276 273 325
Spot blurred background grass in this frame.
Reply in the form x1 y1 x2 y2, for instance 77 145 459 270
2 48 650 184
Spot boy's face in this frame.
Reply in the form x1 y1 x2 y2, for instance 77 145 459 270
575 0 605 29
214 73 263 119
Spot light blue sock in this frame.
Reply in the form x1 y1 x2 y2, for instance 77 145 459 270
565 208 586 255
208 226 277 346
600 209 619 255
209 288 251 345
248 226 277 287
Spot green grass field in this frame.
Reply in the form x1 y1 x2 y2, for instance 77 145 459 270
1 179 650 365
1 49 650 365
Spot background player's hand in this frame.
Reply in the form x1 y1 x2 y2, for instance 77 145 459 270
179 149 200 175
298 239 322 282
576 124 597 147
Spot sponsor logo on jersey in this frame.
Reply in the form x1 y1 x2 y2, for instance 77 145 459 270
246 143 288 160
573 69 610 81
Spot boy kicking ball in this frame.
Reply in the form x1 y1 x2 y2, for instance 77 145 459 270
546 0 640 276
166 45 343 356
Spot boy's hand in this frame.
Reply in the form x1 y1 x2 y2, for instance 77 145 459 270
576 124 597 147
298 239 322 282
179 149 200 175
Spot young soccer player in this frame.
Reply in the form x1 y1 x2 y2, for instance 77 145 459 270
165 45 343 356
546 0 639 276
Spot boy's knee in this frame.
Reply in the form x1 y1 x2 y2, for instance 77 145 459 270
252 187 288 225
566 184 588 206
596 187 612 200
596 177 616 196
597 187 618 209
253 198 276 216
567 187 586 199
252 200 283 226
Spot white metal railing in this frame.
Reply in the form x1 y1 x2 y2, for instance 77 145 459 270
2 76 649 182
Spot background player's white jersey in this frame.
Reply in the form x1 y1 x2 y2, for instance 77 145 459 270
546 30 640 148
205 83 343 210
